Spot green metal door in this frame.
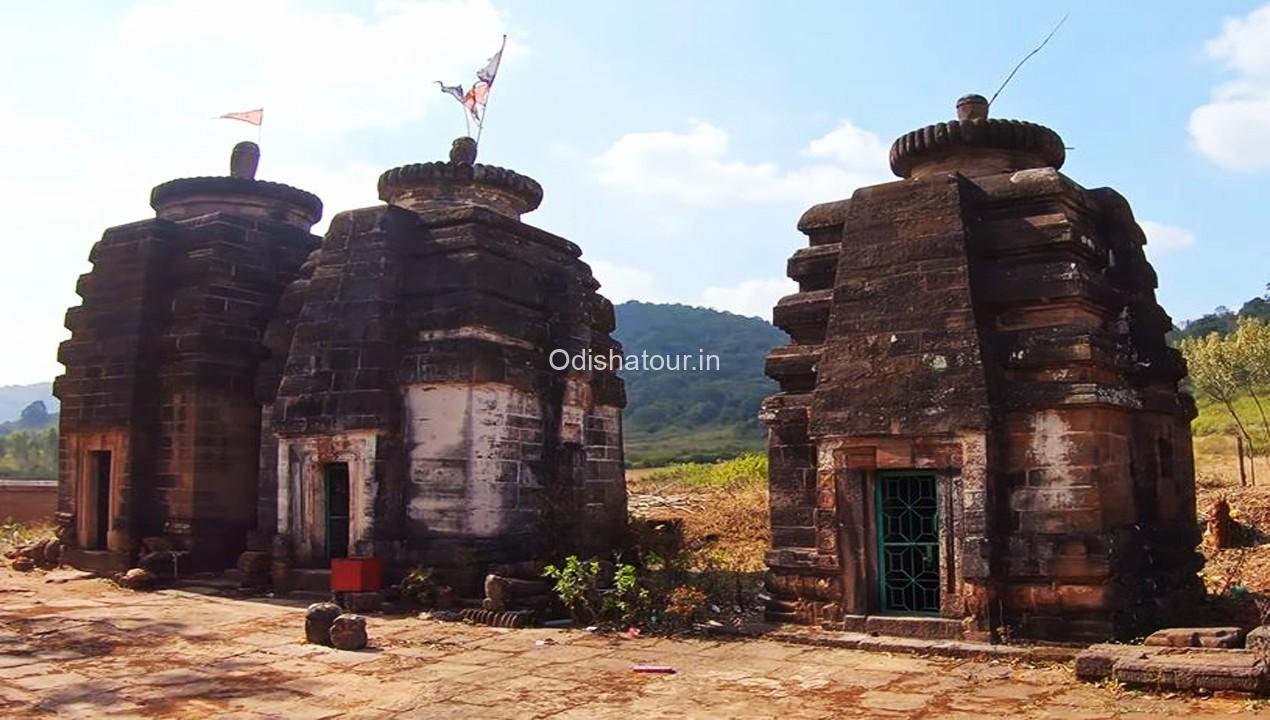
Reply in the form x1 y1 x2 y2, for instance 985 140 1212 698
324 463 350 560
875 470 940 615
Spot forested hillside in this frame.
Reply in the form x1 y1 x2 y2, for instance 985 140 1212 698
1173 285 1270 342
613 302 786 466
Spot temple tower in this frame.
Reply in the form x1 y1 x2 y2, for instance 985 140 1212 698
259 138 626 592
54 143 322 571
762 96 1201 642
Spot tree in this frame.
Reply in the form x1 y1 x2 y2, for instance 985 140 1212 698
8 432 30 468
1232 317 1270 446
1182 328 1268 485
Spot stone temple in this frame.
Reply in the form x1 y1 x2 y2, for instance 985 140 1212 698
54 139 627 593
762 95 1201 642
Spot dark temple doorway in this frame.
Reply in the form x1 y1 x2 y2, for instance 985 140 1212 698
90 450 112 550
324 463 350 560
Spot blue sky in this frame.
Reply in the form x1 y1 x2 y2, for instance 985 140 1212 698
2 0 1269 385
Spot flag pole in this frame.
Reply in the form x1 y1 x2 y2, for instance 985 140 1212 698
474 34 507 147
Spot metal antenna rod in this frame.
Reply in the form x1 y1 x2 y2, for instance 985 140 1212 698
989 12 1070 107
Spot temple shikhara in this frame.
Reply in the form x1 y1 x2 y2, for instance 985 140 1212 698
762 95 1201 642
53 138 627 596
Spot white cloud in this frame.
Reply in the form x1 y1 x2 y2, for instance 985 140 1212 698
698 278 797 320
1140 220 1197 258
589 260 659 304
593 119 891 207
1188 4 1270 170
0 0 511 384
111 0 513 138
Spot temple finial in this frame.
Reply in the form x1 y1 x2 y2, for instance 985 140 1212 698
450 137 478 167
230 141 260 179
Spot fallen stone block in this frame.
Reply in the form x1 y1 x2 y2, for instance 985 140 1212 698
1144 627 1246 649
118 568 156 590
305 602 343 646
1076 643 1269 694
7 538 61 570
1114 648 1267 694
1247 626 1270 663
41 540 63 567
483 573 550 611
138 551 180 579
330 614 368 651
1074 644 1144 681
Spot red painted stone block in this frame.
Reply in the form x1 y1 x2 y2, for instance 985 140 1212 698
331 557 382 593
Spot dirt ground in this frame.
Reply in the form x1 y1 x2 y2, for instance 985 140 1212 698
5 442 1270 718
3 568 1268 719
1194 439 1270 625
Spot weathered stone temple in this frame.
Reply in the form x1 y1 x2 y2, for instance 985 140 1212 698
762 95 1201 642
55 139 626 589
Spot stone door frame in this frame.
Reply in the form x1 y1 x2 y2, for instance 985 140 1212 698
276 432 378 566
65 429 130 552
836 466 960 617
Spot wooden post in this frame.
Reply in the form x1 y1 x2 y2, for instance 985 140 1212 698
1238 434 1248 488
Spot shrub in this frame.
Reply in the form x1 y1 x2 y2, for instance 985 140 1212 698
602 562 651 625
542 556 601 624
400 566 437 607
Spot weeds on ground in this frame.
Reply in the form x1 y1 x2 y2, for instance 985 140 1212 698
0 519 55 555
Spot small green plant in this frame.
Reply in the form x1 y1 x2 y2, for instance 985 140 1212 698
543 555 601 623
603 562 651 625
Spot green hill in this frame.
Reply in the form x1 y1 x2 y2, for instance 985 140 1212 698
613 301 786 466
1173 285 1270 342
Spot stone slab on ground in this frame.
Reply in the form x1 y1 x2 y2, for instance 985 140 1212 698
1076 643 1269 694
1144 626 1246 649
759 625 1080 663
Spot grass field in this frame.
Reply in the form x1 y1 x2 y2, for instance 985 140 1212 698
1193 386 1270 448
623 423 765 467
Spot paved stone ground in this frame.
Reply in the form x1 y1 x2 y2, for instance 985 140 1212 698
2 568 1267 719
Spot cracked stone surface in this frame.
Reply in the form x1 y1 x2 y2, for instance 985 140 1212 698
1 568 1266 719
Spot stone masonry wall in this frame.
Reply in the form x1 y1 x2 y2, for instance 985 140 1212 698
57 210 317 569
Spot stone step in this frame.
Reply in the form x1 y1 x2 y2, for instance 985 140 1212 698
62 548 131 574
288 568 333 593
1076 643 1268 694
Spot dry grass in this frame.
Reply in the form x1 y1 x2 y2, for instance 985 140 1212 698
628 455 769 574
627 455 770 619
1195 435 1270 627
0 519 56 556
